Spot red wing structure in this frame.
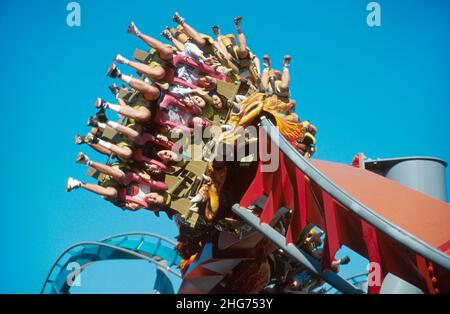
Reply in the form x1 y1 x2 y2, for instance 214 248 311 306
179 117 450 294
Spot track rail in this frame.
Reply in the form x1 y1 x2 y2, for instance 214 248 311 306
325 273 368 294
232 205 363 293
41 232 181 294
259 117 450 271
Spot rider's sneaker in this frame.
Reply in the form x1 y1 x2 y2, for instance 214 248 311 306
308 123 317 135
188 203 199 213
93 97 107 109
88 110 107 127
283 55 292 68
263 55 271 69
234 16 243 28
173 12 185 24
127 21 141 36
221 124 233 132
66 177 82 192
114 54 128 65
75 152 90 165
212 25 221 36
87 116 98 127
106 63 120 78
202 174 212 184
161 29 172 40
108 83 120 96
96 109 107 123
74 134 85 145
190 193 204 203
84 132 98 144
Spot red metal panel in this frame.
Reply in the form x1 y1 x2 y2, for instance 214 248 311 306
260 166 283 225
416 257 436 294
309 159 450 249
235 138 450 293
306 182 326 230
361 221 383 294
285 159 308 245
280 155 294 210
334 205 368 259
320 192 341 271
239 162 267 208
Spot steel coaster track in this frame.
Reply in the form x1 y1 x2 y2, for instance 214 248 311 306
232 117 450 294
41 232 181 294
258 117 450 271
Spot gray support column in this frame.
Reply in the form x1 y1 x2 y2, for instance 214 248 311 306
153 260 175 294
365 157 448 202
380 273 424 294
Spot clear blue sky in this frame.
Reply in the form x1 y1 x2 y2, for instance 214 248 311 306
0 0 449 293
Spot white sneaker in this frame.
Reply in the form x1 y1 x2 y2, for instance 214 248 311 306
188 203 199 213
93 97 106 109
75 152 89 165
127 22 141 36
114 54 129 65
221 124 233 132
66 177 82 192
191 193 204 203
202 175 212 184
